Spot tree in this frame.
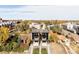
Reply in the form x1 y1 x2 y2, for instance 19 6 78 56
5 42 18 52
0 27 9 45
4 34 19 52
50 25 62 33
15 21 29 32
49 33 58 42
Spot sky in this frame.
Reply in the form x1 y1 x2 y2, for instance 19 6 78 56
0 5 79 20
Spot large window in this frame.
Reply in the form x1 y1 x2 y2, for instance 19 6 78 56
32 33 39 39
32 32 48 42
42 33 48 39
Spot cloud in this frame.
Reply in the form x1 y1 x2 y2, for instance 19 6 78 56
0 5 26 9
0 5 79 20
0 11 35 13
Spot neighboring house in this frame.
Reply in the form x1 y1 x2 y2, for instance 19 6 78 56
67 23 74 30
74 24 79 34
29 22 46 30
47 24 54 30
62 23 76 33
29 23 41 29
0 18 21 27
19 34 31 47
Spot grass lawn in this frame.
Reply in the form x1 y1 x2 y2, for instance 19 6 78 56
41 48 48 54
33 48 39 54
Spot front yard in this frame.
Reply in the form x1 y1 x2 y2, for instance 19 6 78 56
33 48 39 54
41 48 48 54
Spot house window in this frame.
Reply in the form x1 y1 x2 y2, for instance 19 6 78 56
42 41 46 42
32 33 39 39
42 33 48 39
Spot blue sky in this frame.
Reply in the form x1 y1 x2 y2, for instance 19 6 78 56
0 5 79 20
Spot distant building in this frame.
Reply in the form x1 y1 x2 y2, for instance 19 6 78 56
62 23 76 33
73 24 79 34
29 23 41 29
0 18 22 31
47 24 54 30
29 22 46 29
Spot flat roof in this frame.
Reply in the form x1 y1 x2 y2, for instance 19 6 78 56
32 29 49 33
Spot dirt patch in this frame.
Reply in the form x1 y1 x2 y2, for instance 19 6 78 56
50 42 66 54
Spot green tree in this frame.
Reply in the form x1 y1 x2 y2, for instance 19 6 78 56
50 26 62 33
0 27 9 45
49 33 58 42
15 21 29 32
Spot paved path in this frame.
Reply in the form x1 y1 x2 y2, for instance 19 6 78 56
47 43 51 54
28 44 33 54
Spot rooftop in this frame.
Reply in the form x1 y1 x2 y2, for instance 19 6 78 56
32 29 49 33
